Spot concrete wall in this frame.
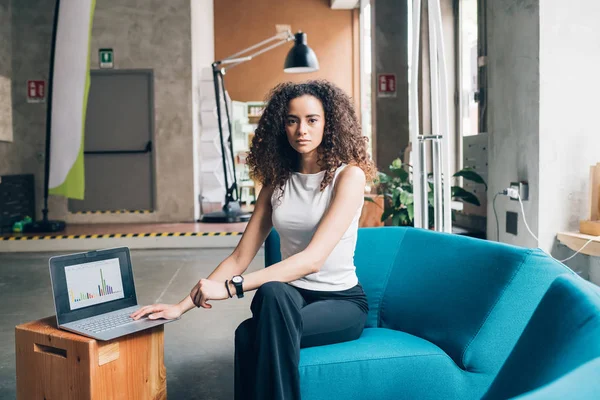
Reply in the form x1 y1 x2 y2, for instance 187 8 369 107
486 0 600 282
191 0 215 221
0 0 54 195
0 0 11 144
373 0 409 171
68 0 194 223
538 0 600 280
1 0 200 223
486 0 540 248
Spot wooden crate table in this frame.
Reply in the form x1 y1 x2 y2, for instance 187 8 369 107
15 316 166 400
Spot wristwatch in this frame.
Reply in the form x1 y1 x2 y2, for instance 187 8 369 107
231 275 244 298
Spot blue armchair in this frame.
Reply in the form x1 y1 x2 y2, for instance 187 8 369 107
264 227 600 399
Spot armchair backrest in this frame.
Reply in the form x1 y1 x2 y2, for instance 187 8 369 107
483 274 600 399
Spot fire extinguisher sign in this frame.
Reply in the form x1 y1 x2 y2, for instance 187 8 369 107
26 80 46 103
377 74 397 98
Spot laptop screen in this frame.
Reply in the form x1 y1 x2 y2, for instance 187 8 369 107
65 258 125 311
50 247 137 325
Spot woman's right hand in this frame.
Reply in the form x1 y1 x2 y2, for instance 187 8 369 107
130 303 183 321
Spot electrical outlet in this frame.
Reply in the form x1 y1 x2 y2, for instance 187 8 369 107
509 181 529 201
506 211 518 235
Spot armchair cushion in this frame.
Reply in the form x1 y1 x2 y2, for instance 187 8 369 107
299 328 477 400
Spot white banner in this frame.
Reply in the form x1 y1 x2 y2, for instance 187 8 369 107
48 0 96 199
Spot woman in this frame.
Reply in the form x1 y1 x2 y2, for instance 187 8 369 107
132 80 377 400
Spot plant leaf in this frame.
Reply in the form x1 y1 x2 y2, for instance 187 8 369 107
398 213 409 226
428 205 435 228
391 158 403 169
453 168 488 190
364 196 376 204
381 208 394 222
392 213 401 226
400 190 413 206
390 166 409 182
452 186 481 206
392 189 401 207
406 203 414 221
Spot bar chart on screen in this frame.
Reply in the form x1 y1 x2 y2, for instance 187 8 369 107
65 258 125 310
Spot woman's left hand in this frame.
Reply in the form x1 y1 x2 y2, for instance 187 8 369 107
190 278 229 308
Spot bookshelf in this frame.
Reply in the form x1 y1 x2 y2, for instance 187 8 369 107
231 101 266 206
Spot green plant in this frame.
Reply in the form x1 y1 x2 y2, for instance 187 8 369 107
366 158 487 227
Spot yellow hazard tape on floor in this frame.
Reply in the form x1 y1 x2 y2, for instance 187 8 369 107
70 210 154 215
0 232 242 241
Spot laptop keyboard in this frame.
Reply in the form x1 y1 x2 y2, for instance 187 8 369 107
74 310 136 333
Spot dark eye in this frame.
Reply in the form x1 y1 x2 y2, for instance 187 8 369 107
309 118 318 124
287 119 297 125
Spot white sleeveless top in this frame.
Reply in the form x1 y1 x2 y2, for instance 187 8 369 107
271 164 362 291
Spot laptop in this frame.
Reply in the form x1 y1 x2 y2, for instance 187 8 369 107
49 246 177 341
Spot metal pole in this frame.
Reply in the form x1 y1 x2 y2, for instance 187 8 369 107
430 0 453 233
42 0 62 223
419 137 429 229
220 72 238 202
224 39 292 72
212 64 230 205
432 137 443 231
222 32 287 61
410 0 423 228
428 0 440 140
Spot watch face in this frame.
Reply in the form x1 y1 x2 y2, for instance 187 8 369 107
232 276 242 284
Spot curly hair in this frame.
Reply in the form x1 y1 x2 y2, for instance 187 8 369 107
246 80 377 196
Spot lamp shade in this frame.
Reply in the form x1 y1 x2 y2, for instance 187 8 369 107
284 32 319 73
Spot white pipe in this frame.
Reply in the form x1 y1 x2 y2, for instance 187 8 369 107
428 0 443 231
428 0 440 140
410 0 423 228
430 0 452 233
419 138 428 229
433 137 443 231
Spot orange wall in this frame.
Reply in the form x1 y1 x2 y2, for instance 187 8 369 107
214 0 359 108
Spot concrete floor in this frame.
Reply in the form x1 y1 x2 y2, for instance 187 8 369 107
0 247 263 400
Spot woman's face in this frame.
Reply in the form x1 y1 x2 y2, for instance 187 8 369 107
285 95 325 155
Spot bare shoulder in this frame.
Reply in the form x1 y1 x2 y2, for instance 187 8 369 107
334 165 366 193
256 183 275 205
338 165 366 184
259 183 275 196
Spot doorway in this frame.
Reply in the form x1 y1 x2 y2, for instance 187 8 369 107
68 70 155 213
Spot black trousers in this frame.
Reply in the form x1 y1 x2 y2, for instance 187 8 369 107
234 281 369 400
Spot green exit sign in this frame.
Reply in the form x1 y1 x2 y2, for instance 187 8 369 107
99 48 114 68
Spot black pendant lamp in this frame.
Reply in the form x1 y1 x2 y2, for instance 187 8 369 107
284 32 320 73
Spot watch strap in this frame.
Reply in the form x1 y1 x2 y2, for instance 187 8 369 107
233 276 244 298
225 280 233 298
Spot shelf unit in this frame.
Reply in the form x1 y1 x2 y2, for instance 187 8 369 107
231 101 266 205
557 232 600 257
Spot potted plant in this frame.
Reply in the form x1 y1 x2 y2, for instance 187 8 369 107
366 158 487 228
